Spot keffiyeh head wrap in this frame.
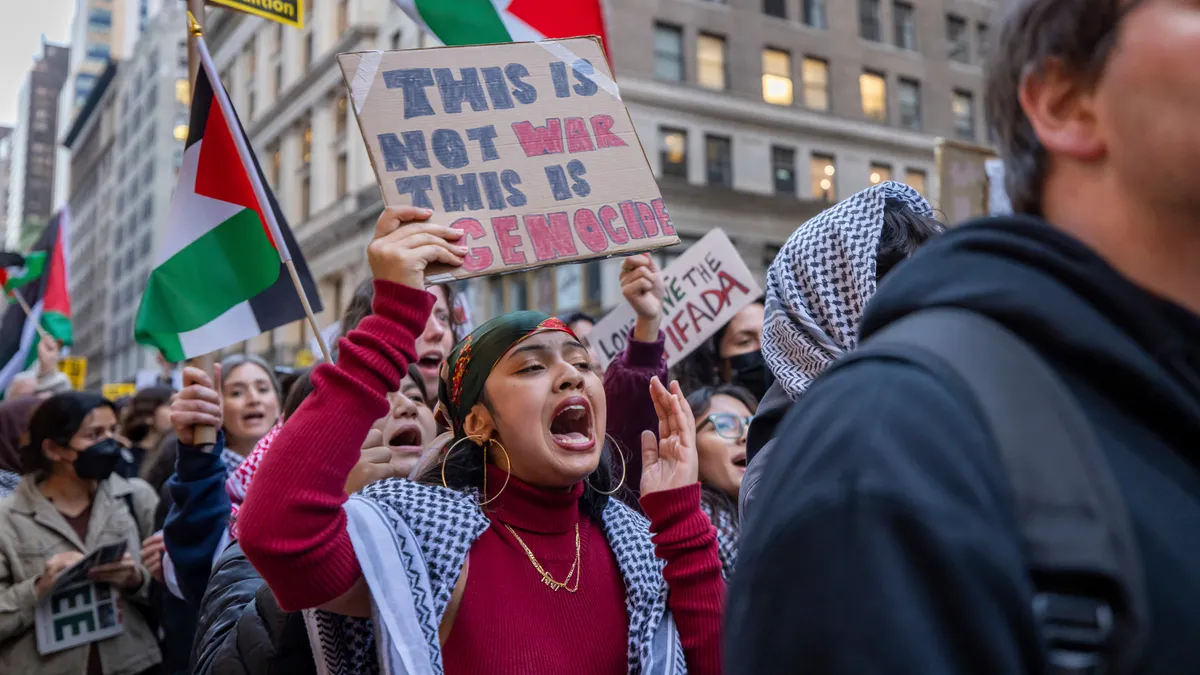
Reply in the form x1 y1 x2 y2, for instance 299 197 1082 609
763 181 932 400
436 311 576 436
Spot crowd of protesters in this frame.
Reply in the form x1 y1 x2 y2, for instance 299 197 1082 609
2 1 1199 673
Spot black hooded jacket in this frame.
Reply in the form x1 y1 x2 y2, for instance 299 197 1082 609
727 217 1200 674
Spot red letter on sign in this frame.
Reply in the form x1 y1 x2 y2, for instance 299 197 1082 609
525 212 579 262
619 201 646 239
451 217 494 272
589 114 627 149
564 117 595 153
491 215 527 265
598 205 628 245
651 198 676 236
511 119 564 157
573 208 608 253
636 202 659 237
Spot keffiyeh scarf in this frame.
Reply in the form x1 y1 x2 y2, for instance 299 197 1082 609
226 420 282 539
763 181 933 400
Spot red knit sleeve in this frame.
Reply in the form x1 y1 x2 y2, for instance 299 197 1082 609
641 483 725 675
238 280 435 612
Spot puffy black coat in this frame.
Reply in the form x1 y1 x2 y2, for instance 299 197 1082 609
191 542 316 675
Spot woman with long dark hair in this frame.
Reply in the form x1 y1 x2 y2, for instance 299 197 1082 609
0 392 160 675
240 206 724 674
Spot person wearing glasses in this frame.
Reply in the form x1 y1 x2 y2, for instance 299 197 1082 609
686 385 757 580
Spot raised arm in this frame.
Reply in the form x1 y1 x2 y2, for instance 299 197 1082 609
238 207 465 612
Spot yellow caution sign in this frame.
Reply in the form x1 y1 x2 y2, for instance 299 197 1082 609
206 0 304 29
294 348 314 368
58 357 87 391
102 383 138 401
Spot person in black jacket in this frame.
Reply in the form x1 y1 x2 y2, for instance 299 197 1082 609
728 1 1200 673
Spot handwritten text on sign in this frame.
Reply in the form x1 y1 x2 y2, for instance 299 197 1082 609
591 229 762 370
338 37 679 281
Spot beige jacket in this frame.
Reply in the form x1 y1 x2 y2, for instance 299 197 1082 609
0 474 162 675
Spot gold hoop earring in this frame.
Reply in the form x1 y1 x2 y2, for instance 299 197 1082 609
440 434 512 506
586 439 626 496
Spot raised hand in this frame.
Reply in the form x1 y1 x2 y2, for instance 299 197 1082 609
344 428 399 494
141 533 165 583
37 338 61 377
367 206 467 289
36 551 85 598
620 254 665 342
171 364 223 445
640 377 699 496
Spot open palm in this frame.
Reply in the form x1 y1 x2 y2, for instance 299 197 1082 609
640 377 699 496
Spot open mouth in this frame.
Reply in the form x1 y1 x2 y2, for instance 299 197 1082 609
732 452 747 471
417 350 444 376
242 411 266 425
387 424 424 454
549 396 595 452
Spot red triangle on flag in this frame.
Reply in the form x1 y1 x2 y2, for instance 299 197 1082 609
193 92 277 249
507 0 608 48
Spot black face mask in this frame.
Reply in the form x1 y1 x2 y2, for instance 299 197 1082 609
728 349 773 401
72 438 121 481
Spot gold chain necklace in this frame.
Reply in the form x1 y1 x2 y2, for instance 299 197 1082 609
504 523 581 592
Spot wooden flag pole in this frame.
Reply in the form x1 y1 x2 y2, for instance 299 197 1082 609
187 7 217 447
191 22 333 365
9 290 52 343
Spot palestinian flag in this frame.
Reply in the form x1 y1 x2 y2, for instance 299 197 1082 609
0 211 72 395
134 59 321 362
0 251 45 295
395 0 608 50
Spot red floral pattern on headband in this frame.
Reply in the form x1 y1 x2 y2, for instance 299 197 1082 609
538 317 575 337
450 335 473 408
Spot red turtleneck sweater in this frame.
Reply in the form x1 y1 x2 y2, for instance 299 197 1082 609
239 281 724 674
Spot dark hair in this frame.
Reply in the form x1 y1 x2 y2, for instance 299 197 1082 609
128 386 173 419
672 299 766 393
414 390 618 521
686 384 760 420
20 392 115 476
876 199 944 280
560 311 596 328
985 0 1142 215
712 298 765 360
282 368 315 420
338 279 464 344
219 354 281 399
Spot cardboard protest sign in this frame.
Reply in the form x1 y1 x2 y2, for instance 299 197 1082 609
338 37 679 283
936 138 998 224
590 229 762 371
102 383 137 401
206 0 304 29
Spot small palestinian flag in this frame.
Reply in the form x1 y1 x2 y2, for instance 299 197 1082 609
0 251 45 295
395 0 607 49
0 211 72 395
134 55 321 362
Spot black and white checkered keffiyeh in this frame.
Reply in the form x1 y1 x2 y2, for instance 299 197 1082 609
763 181 933 400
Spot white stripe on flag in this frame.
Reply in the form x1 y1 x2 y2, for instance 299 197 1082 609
490 1 544 41
179 301 262 359
0 299 42 394
156 140 246 266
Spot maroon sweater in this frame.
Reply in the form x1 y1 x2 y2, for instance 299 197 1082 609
239 280 724 674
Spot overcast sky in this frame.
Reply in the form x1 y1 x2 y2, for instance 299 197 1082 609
0 1 74 127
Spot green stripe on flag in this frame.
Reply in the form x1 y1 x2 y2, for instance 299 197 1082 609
413 0 513 45
3 251 46 294
41 310 72 345
135 208 279 357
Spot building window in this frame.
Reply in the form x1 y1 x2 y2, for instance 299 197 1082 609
860 71 887 122
391 30 402 50
697 34 726 90
947 14 969 63
337 0 349 35
175 79 190 105
869 162 892 185
659 127 688 179
772 146 796 195
905 168 927 196
802 57 829 111
300 175 311 221
898 78 921 130
305 32 315 66
336 152 348 198
762 48 793 106
302 118 313 164
764 0 786 19
272 24 283 55
953 90 976 140
653 24 684 82
859 0 882 42
803 0 828 29
274 63 282 96
894 2 917 50
811 153 836 202
977 22 990 62
705 135 732 187
270 145 281 188
244 38 256 82
335 95 348 136
173 124 188 141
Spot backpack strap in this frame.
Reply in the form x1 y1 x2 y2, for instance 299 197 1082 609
832 308 1147 675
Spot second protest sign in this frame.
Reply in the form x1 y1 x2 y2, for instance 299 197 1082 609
338 37 679 282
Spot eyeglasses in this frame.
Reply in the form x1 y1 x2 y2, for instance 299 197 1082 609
699 412 753 440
